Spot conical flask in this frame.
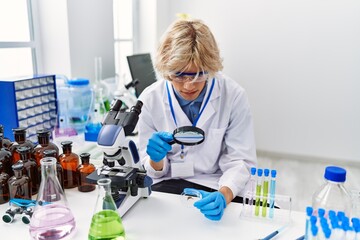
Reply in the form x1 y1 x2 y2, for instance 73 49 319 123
88 178 125 240
29 157 76 240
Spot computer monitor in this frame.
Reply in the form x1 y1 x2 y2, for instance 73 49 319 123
127 53 157 97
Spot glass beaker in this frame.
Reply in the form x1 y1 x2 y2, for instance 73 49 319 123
88 178 125 240
29 157 76 240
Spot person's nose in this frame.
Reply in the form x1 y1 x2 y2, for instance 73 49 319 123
183 80 195 90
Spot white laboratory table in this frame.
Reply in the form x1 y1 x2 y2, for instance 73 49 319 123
0 188 306 240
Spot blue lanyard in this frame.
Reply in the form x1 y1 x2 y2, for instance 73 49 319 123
166 78 215 127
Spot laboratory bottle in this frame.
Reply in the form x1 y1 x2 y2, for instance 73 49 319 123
77 152 96 192
17 146 40 195
10 127 35 164
0 134 13 177
0 162 10 204
8 162 32 200
29 157 76 240
43 149 64 190
59 141 79 188
312 166 352 216
88 178 125 240
33 129 59 167
0 124 13 150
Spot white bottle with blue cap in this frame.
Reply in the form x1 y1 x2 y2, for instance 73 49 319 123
312 166 352 216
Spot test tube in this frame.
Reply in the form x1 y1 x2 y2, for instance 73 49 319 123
305 206 313 239
248 167 257 213
269 169 277 218
262 168 270 217
255 168 263 216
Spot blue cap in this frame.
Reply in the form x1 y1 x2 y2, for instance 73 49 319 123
257 168 263 177
306 206 313 216
324 166 346 182
67 78 90 86
323 228 331 239
318 208 325 218
271 169 277 178
264 168 270 177
328 210 336 220
310 215 317 224
251 167 256 175
311 225 318 237
337 211 345 220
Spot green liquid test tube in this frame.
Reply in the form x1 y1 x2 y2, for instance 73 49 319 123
255 168 263 216
262 168 270 217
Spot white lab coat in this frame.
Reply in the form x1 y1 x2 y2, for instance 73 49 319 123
138 72 257 197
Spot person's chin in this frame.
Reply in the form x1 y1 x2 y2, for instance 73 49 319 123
181 91 198 101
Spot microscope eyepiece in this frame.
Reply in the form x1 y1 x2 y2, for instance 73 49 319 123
130 100 143 115
111 99 123 111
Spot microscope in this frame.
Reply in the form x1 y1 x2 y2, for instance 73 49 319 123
86 99 153 217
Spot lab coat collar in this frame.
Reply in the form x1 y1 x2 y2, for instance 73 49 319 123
163 78 220 129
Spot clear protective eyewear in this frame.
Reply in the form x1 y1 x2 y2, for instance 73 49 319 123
170 71 208 83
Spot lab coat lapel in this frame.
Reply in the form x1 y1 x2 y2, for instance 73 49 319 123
195 79 220 128
163 81 192 127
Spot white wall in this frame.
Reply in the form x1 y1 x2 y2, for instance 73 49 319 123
154 0 360 163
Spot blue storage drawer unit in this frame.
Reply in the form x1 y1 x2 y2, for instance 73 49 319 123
0 75 58 143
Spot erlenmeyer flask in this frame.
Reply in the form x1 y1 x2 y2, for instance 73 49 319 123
29 157 76 240
88 178 125 240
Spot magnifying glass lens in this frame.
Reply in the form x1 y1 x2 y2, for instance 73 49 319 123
174 131 204 143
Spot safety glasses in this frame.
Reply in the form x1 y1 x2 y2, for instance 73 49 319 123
170 71 209 83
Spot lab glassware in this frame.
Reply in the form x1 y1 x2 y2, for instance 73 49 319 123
33 129 59 167
0 124 13 150
17 146 40 195
0 134 12 176
0 162 10 204
59 141 79 189
10 127 35 164
43 149 64 190
88 178 125 240
312 166 352 216
77 153 95 192
8 162 32 200
29 157 76 240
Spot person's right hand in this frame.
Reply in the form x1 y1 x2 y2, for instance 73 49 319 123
146 132 173 162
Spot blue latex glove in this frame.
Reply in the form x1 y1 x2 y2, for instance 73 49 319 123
146 131 173 162
187 188 227 221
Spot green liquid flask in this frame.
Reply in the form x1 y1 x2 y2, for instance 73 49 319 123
88 178 125 240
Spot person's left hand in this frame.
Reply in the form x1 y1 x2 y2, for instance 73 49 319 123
185 188 227 221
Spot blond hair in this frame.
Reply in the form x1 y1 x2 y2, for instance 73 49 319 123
155 19 223 79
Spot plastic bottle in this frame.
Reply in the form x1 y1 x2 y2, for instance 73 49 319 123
88 178 125 240
10 127 35 164
59 141 79 188
312 166 352 216
77 153 96 192
0 162 10 204
33 129 59 167
8 162 32 199
17 146 40 195
29 157 76 240
43 149 64 190
57 78 93 134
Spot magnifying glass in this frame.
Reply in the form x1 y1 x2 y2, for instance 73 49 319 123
169 126 205 146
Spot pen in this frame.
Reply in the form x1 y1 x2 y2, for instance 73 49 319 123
269 169 277 218
255 169 263 216
262 168 270 217
259 225 287 240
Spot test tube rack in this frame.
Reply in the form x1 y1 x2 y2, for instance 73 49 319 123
0 75 58 143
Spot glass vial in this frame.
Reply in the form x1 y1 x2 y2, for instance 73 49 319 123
77 153 96 192
29 157 76 240
59 141 79 189
0 134 13 177
8 162 32 199
10 127 35 164
17 146 40 195
33 129 59 167
312 166 352 216
0 124 13 150
0 162 10 204
88 178 125 240
43 149 64 190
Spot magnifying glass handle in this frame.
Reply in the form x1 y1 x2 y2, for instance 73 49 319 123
168 140 175 145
